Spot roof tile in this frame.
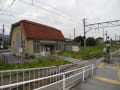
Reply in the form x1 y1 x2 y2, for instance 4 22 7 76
19 20 64 41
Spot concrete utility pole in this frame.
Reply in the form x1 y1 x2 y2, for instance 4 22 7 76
74 28 75 39
69 33 71 40
2 24 4 49
119 35 120 41
83 18 87 48
32 0 34 5
115 34 117 41
103 28 104 41
105 31 108 42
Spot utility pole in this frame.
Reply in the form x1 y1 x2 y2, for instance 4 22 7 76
69 33 71 40
74 28 75 39
2 24 4 49
103 28 104 41
105 31 108 42
119 35 120 41
115 34 117 41
83 18 86 48
32 0 34 5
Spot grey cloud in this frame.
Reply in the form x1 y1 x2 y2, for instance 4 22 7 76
0 0 120 39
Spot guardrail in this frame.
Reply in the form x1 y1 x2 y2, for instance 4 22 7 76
0 64 94 90
0 64 74 89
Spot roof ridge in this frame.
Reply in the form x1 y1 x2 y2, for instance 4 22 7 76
20 19 61 32
11 19 64 41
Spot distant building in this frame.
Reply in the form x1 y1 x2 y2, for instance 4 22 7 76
0 34 9 48
112 41 120 45
10 20 64 57
65 38 72 42
64 38 80 52
96 37 104 44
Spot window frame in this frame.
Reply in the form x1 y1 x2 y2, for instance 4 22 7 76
33 40 40 53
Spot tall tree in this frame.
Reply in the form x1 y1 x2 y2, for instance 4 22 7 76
86 37 96 46
73 36 84 46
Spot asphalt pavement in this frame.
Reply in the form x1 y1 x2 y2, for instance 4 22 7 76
70 51 120 90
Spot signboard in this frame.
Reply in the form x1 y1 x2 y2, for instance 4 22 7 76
103 48 107 53
72 45 79 52
106 40 111 46
0 45 3 49
106 43 111 46
41 51 46 56
19 48 23 53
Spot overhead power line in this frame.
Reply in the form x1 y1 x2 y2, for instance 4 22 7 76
0 11 76 30
85 20 120 29
0 0 16 10
36 0 82 22
0 10 66 24
83 19 120 48
6 0 16 10
0 11 22 19
20 0 83 25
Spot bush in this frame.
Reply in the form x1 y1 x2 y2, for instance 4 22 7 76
29 55 35 59
74 36 84 46
86 37 96 46
25 53 29 59
24 53 35 59
13 53 16 56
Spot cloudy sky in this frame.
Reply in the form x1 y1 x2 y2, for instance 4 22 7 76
0 0 120 40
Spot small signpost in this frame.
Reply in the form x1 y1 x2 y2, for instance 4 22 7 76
19 48 23 53
106 40 111 47
19 47 23 63
104 39 111 63
0 45 3 49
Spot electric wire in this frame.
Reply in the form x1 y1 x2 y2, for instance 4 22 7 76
36 0 82 22
5 0 16 10
20 0 83 25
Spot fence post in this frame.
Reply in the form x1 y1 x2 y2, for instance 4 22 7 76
59 66 61 73
119 49 120 55
82 67 85 82
92 64 94 75
110 51 112 62
63 73 65 90
1 73 3 86
17 71 19 90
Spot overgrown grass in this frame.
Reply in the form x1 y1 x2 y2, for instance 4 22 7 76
58 44 120 59
0 56 70 70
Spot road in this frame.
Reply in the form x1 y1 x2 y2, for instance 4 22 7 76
65 57 103 66
70 51 120 90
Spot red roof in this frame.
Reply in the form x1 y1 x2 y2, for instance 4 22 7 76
11 20 64 41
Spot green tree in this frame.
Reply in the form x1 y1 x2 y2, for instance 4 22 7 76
73 36 84 46
86 37 96 46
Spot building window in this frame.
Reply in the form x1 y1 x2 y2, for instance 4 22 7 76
33 40 40 53
16 33 21 51
12 41 14 51
56 41 62 50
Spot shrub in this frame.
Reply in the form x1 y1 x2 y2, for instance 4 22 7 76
25 53 29 59
13 53 16 56
86 37 96 46
29 55 35 59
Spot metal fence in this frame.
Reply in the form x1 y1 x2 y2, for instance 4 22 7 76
111 49 120 57
0 64 94 90
0 54 31 64
0 64 74 90
110 49 120 64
